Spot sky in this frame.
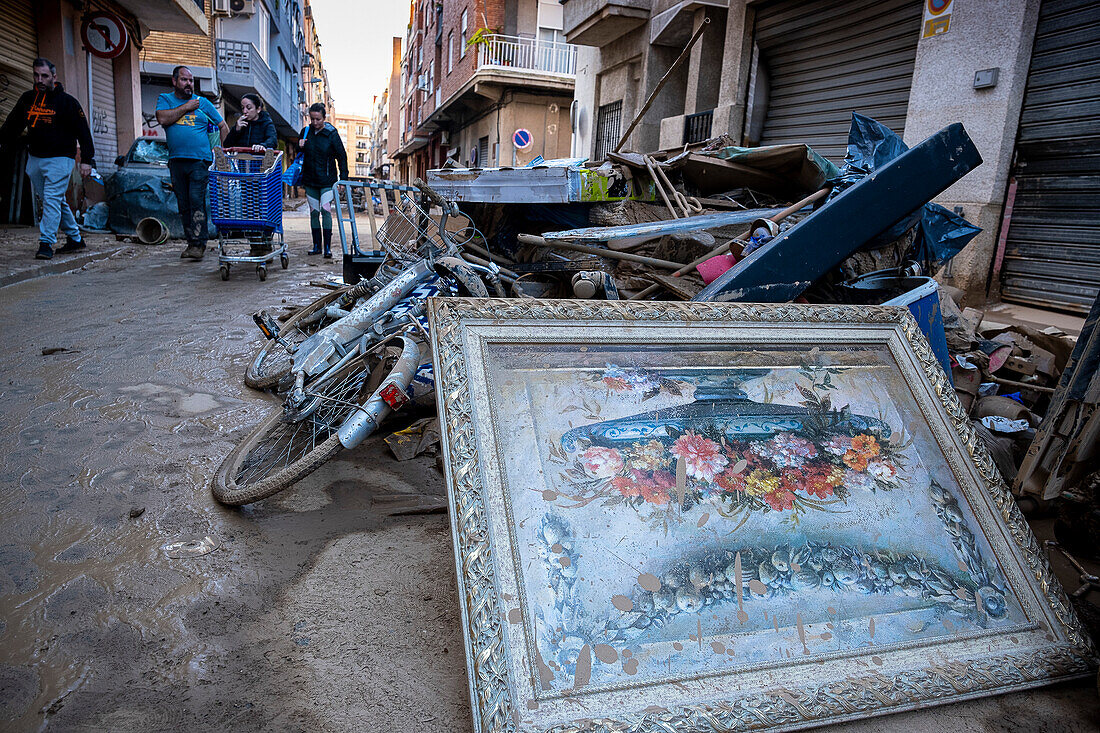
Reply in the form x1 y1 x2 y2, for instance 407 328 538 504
308 0 410 118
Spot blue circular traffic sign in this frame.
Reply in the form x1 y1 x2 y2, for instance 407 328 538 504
512 128 532 150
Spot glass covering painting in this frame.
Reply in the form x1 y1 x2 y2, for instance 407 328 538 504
430 299 1094 733
485 342 1027 697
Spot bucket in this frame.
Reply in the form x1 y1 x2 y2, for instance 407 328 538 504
135 217 169 245
845 273 952 384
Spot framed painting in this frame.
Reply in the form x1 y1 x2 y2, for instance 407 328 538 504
428 298 1095 733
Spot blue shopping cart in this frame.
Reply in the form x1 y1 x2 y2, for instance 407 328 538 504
209 147 287 281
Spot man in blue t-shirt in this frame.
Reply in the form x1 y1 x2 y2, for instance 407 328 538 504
156 66 228 260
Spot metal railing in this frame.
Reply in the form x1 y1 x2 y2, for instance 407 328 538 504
215 39 300 129
684 109 714 145
476 34 577 76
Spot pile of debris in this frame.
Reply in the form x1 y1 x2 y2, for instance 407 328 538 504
423 113 1097 553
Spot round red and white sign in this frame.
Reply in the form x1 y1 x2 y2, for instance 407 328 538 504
81 12 129 60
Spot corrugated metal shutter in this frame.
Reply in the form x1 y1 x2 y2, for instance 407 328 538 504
0 0 37 122
1000 0 1100 313
90 54 117 172
755 0 921 161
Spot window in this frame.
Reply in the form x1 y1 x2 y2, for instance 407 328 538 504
460 11 468 58
594 100 623 162
417 43 422 70
477 135 488 168
448 31 454 73
257 3 270 64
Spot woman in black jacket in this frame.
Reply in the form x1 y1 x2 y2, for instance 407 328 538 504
223 93 277 151
299 102 349 257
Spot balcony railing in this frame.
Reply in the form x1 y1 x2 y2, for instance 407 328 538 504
477 34 577 76
215 39 300 130
684 109 713 145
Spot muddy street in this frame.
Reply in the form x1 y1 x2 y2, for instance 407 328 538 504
1 226 1097 733
0 231 471 731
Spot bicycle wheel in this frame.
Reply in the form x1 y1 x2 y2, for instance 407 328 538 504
213 342 407 506
244 286 352 390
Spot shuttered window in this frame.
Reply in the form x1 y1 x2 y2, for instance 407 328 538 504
90 55 117 172
594 100 622 162
0 0 37 122
1000 0 1100 313
754 0 921 161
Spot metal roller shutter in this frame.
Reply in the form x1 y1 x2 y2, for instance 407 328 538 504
1000 0 1100 313
90 54 117 172
754 0 922 161
0 0 37 122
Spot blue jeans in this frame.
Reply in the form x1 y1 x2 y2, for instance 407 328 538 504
26 155 80 246
168 158 210 247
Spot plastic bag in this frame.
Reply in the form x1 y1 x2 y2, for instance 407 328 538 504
828 113 982 268
283 153 304 186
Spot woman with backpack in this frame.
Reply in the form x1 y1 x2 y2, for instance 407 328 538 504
299 102 348 258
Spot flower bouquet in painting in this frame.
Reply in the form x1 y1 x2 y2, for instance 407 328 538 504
548 363 910 524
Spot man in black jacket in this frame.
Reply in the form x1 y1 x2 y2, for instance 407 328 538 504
0 58 94 260
300 103 349 258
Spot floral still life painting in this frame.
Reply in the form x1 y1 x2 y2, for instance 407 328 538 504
428 299 1095 733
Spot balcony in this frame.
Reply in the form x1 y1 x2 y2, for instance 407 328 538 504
215 39 301 135
113 0 206 35
477 35 578 77
562 0 650 46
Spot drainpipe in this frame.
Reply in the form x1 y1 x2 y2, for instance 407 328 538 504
87 50 93 118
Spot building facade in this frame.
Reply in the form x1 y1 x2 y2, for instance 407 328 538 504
564 0 1100 310
0 0 207 224
385 36 403 176
369 89 391 178
212 0 307 146
302 0 334 120
334 113 373 178
390 0 579 183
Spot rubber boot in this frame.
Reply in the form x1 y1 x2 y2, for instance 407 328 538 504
308 227 322 255
323 229 333 259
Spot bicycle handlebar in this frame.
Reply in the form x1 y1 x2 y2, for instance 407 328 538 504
413 177 454 213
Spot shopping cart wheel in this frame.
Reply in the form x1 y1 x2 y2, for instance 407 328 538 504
280 253 289 270
220 265 230 281
257 265 267 282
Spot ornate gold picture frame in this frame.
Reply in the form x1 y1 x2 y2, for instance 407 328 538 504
429 298 1095 733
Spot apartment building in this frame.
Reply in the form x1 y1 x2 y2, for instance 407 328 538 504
369 90 391 178
0 0 207 223
141 3 218 138
334 113 373 179
564 0 1100 310
385 37 403 174
213 0 307 146
391 0 578 183
302 0 334 120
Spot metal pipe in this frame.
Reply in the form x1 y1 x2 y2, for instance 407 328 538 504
613 18 710 154
462 252 518 281
516 233 685 270
629 187 831 299
338 335 421 448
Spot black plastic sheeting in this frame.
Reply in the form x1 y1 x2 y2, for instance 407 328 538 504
106 166 216 240
829 113 981 269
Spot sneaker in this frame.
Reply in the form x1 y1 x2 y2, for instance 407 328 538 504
35 242 53 260
180 245 205 260
56 235 86 254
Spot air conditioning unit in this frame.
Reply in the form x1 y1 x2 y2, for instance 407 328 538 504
416 74 430 92
230 0 256 15
213 0 230 13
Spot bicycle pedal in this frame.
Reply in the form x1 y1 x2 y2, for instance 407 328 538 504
253 311 281 340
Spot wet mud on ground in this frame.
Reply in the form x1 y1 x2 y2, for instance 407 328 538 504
0 240 471 731
1 231 1097 731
